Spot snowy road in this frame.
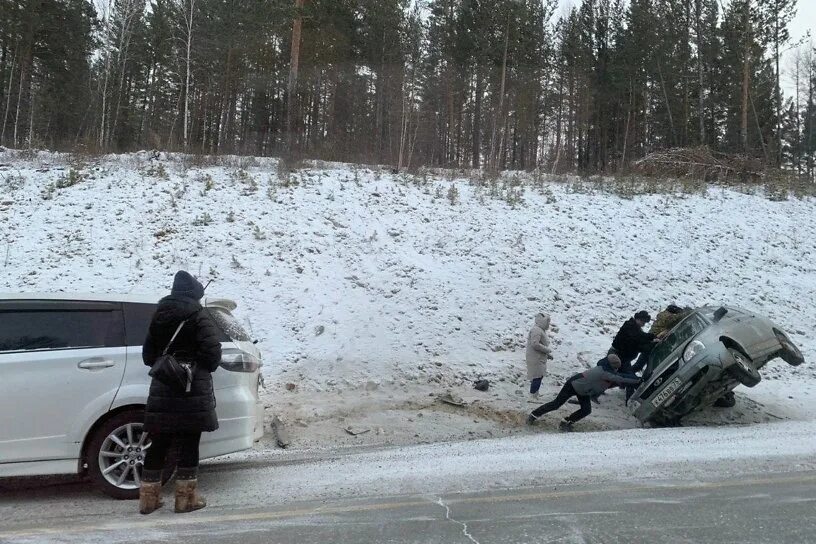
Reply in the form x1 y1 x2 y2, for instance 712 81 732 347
2 421 816 543
2 470 815 543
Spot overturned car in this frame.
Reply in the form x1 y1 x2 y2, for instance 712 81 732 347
629 306 804 426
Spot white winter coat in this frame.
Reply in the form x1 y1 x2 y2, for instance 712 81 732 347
525 313 552 380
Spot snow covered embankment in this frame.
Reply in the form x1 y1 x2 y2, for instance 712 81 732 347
1 150 815 447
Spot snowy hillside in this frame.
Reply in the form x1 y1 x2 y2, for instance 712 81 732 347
1 149 815 444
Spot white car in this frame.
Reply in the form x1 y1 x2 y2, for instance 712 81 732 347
0 294 264 499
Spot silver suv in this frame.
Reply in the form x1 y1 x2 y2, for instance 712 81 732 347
0 294 264 499
629 306 804 426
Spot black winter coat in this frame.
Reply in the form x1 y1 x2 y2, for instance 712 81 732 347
142 295 223 434
611 318 655 364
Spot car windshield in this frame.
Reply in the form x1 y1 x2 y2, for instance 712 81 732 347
207 307 252 343
647 313 709 373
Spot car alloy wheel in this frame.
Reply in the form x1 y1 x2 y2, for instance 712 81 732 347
98 422 151 490
727 349 761 388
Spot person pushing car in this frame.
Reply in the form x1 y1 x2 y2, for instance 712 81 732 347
526 354 641 432
610 310 666 374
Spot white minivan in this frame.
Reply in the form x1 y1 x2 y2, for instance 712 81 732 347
0 294 264 498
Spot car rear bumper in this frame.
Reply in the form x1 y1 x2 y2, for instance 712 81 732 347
254 400 265 442
200 386 263 459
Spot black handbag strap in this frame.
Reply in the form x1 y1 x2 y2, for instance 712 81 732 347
161 321 187 356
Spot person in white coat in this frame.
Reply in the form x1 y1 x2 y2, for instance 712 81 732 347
525 313 552 397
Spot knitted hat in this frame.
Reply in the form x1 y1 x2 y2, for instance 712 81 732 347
171 270 205 300
607 353 622 369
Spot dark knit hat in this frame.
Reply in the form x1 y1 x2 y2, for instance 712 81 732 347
634 310 652 322
171 270 205 300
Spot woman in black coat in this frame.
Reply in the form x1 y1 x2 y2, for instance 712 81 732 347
139 271 222 515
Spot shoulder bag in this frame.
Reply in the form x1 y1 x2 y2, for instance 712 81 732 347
148 320 194 393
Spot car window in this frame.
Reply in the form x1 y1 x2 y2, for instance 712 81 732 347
207 307 252 342
124 303 157 346
648 313 708 371
0 310 125 352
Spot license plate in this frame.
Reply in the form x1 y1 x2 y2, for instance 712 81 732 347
651 377 683 408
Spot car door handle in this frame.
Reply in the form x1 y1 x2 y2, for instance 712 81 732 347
78 358 116 370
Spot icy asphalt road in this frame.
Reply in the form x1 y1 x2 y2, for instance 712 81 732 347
2 471 815 543
2 421 816 543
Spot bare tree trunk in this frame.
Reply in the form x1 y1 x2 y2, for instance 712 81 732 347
1 48 16 145
808 47 815 179
741 0 750 154
793 49 801 175
749 89 769 162
97 0 114 149
285 0 305 159
774 5 782 166
407 116 419 169
656 58 676 146
695 0 705 145
552 64 563 174
620 80 633 170
13 54 26 147
489 16 510 171
398 73 415 172
27 80 33 146
472 66 482 169
183 0 195 151
201 90 208 153
111 1 141 149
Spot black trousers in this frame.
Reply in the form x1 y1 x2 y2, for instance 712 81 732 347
143 432 202 471
531 374 592 423
632 344 655 374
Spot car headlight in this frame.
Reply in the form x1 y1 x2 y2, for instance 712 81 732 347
683 340 706 362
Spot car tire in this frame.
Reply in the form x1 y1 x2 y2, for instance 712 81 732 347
727 349 761 388
713 391 736 408
775 330 805 367
86 410 175 500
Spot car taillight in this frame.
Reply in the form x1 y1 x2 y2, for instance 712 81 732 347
220 353 262 373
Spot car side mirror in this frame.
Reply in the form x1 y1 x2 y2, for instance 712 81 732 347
713 307 728 322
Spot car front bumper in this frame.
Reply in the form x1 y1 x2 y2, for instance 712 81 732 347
631 347 735 423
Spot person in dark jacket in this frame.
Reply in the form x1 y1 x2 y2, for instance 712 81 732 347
139 271 222 515
526 354 641 432
630 304 693 374
610 310 665 374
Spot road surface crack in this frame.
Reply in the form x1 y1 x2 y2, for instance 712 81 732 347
436 497 480 544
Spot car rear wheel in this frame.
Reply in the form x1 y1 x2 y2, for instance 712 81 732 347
775 330 804 366
727 349 761 388
86 410 174 500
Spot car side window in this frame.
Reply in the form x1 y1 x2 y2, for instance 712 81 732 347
123 303 157 346
0 310 125 353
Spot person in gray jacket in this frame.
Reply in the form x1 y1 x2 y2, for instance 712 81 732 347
526 354 641 431
525 313 552 397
